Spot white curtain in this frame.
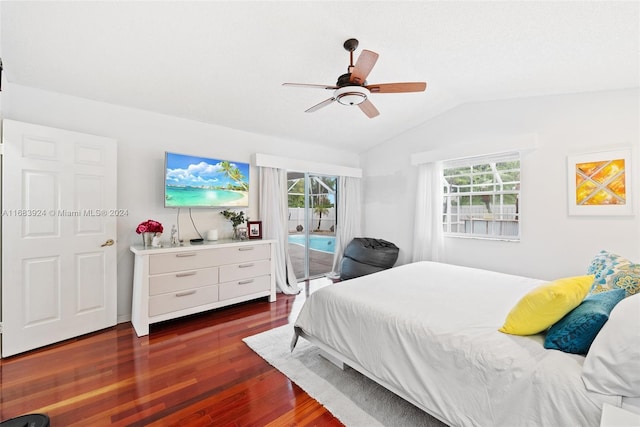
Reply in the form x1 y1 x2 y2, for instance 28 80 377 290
259 167 300 294
412 162 444 262
332 176 362 274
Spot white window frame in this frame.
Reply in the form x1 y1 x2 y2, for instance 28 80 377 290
442 151 521 241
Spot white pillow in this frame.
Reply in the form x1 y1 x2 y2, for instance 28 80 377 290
582 294 640 397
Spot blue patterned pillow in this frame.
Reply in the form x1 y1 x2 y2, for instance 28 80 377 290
544 289 626 354
587 250 639 297
587 250 626 279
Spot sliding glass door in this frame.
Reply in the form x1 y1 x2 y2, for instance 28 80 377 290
287 172 337 280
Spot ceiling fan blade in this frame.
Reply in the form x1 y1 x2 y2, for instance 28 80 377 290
283 83 339 90
358 99 380 118
305 97 336 113
349 49 379 84
366 82 427 93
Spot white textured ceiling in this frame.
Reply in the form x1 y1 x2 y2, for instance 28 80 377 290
2 1 638 153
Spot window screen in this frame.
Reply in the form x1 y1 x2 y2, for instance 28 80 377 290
442 152 520 240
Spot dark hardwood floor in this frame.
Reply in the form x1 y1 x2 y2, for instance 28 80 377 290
0 279 343 426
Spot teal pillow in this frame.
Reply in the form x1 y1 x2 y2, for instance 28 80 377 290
544 289 625 354
587 250 639 297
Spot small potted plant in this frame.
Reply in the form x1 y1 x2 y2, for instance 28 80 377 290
220 210 246 239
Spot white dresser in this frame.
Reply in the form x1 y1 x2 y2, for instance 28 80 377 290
130 239 276 337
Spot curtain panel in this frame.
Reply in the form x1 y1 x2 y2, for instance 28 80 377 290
259 167 300 294
412 162 444 262
332 176 363 274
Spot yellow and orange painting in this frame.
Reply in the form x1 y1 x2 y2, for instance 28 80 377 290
575 158 626 206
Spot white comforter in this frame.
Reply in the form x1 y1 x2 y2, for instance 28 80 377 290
293 261 619 427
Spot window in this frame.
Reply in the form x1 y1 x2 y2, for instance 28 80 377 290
442 152 520 240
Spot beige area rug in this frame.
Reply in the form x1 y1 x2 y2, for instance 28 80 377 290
243 324 448 427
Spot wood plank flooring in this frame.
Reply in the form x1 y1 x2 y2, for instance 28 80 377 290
0 279 343 426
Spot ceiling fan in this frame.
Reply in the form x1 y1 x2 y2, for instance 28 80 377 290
283 38 426 118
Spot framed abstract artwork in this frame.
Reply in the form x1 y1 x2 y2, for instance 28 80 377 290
567 148 632 216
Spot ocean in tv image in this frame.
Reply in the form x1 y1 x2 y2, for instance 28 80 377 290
165 152 249 207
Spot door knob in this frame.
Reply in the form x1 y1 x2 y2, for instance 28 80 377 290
101 239 115 247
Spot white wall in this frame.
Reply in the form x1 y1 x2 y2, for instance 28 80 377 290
2 83 360 322
361 88 639 280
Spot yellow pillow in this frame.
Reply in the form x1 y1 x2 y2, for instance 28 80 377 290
499 275 594 336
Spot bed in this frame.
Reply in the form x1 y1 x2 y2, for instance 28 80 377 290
292 260 639 426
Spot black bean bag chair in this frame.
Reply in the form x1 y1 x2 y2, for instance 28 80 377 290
340 238 399 280
0 414 50 427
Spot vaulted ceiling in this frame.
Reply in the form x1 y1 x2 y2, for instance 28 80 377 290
2 1 638 153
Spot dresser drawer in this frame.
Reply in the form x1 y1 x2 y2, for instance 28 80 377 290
149 250 219 274
149 267 219 296
219 259 271 283
149 284 219 317
219 275 271 300
212 244 271 265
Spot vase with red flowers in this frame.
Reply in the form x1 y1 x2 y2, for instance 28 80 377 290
136 219 164 247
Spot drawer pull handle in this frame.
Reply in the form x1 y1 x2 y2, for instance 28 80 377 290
176 272 197 278
175 290 196 297
238 279 254 285
239 263 254 268
238 247 254 251
176 253 197 258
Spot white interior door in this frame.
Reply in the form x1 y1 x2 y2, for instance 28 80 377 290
1 119 118 357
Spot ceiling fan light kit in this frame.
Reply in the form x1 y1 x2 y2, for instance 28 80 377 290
283 38 427 118
335 86 369 106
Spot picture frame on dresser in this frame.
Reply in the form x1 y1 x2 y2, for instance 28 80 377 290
247 221 262 239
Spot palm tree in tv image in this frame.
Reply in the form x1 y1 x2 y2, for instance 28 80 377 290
219 160 248 191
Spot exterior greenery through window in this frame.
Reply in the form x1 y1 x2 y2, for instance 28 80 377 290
287 176 336 231
442 152 520 240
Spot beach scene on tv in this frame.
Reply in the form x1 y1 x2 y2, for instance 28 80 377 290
165 152 249 208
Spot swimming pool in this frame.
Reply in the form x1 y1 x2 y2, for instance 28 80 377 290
288 235 336 254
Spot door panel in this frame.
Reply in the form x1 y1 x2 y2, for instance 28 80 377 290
75 174 105 234
76 252 107 313
23 170 60 236
2 119 118 357
23 256 61 325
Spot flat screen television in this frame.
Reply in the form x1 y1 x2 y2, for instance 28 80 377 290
164 152 249 208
